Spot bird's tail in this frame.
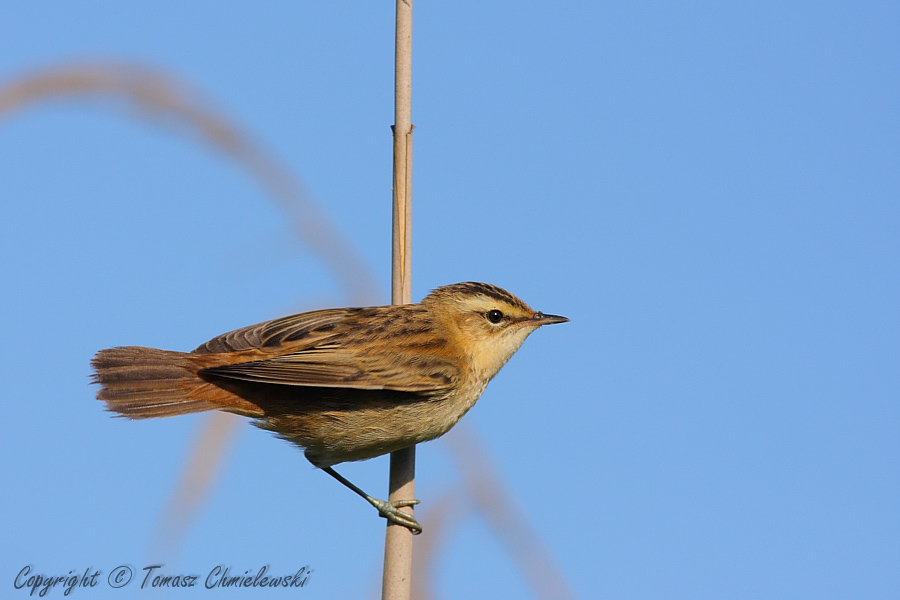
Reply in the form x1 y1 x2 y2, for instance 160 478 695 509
91 346 219 419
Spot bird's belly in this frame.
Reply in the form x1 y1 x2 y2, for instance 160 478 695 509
257 383 486 468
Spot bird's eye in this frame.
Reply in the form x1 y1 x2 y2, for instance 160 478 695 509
486 309 504 324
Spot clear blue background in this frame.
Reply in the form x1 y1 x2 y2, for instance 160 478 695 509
2 2 898 599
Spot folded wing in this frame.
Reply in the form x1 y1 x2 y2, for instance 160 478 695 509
196 306 458 393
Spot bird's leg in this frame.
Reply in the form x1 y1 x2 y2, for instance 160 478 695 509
322 466 422 534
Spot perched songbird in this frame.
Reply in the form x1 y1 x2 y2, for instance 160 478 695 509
92 282 568 533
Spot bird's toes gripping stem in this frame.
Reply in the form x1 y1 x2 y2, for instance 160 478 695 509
369 497 422 534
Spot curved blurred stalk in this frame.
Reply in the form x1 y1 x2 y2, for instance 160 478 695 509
0 62 380 304
0 62 380 559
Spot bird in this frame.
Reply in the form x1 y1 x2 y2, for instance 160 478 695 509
91 281 568 533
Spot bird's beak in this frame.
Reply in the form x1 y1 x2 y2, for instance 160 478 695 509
530 311 569 326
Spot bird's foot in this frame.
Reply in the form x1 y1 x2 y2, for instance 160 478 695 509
367 497 422 534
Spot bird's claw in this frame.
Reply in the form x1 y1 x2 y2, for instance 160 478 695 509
369 498 422 534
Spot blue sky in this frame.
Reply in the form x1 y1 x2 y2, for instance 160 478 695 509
2 2 898 599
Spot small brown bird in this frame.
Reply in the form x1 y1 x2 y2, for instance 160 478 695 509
92 282 567 533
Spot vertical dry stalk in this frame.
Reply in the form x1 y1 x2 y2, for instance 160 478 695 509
383 1 416 599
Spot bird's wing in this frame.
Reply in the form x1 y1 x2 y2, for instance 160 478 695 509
200 345 457 392
193 308 361 354
195 306 459 392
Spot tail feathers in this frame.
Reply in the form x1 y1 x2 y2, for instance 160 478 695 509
92 346 217 419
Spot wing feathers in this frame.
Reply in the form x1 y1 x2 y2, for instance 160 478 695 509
193 305 458 393
200 349 456 392
194 308 354 354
